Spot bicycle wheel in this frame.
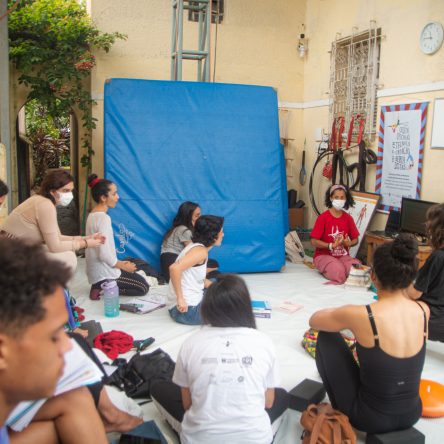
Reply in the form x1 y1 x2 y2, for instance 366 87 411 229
309 150 354 216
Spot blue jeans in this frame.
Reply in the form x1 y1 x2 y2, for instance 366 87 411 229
169 304 202 325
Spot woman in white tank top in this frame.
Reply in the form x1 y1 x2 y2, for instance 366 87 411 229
168 215 224 325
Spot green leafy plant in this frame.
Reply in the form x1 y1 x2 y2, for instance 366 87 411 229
8 0 126 170
25 99 70 187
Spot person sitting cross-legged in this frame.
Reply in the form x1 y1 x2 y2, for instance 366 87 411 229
152 274 288 444
309 233 429 434
167 215 224 325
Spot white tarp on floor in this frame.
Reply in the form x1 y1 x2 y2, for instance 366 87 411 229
70 259 444 443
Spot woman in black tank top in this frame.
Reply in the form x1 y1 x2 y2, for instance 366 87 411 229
309 233 430 434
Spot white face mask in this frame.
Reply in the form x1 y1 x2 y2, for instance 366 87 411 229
58 191 74 207
332 199 345 210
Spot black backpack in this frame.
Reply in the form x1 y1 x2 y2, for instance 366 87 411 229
105 348 175 399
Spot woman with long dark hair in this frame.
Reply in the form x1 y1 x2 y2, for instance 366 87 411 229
1 170 103 272
160 201 200 281
152 274 288 443
85 174 149 300
310 233 429 434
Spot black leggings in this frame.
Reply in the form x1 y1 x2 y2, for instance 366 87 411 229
428 305 444 342
315 331 421 434
92 269 149 296
160 253 219 282
150 380 288 432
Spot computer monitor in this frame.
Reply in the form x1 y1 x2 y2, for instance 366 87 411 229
400 197 437 237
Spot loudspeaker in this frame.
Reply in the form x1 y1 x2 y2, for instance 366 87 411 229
385 209 400 234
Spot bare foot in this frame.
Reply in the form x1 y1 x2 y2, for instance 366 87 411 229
98 388 143 433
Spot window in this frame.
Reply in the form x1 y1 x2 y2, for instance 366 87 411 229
329 26 381 141
188 0 224 24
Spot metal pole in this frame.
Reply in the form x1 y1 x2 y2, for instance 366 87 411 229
171 0 177 80
0 0 12 209
197 3 204 81
204 0 211 81
177 0 184 81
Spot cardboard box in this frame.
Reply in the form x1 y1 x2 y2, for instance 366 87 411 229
289 208 304 229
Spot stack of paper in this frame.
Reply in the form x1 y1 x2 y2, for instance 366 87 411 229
276 300 303 313
124 296 166 314
251 300 272 318
7 339 103 432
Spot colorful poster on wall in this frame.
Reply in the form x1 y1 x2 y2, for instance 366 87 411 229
375 102 428 212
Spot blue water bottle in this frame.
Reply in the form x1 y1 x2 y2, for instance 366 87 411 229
101 280 119 317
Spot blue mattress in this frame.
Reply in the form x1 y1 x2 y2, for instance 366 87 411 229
104 79 287 273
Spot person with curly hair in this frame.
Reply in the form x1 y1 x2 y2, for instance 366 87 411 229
408 203 444 341
0 237 109 444
167 215 224 325
310 234 429 434
310 184 361 284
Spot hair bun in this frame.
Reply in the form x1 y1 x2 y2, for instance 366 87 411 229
87 174 98 185
391 233 418 263
87 174 101 189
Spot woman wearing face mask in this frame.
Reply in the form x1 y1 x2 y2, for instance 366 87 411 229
0 169 104 272
86 174 149 300
310 184 361 284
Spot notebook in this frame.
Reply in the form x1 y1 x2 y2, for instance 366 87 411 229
122 296 166 314
7 339 103 431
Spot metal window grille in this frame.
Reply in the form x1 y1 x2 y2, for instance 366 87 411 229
329 24 381 142
188 0 224 24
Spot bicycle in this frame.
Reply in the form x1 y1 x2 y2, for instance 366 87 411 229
308 116 377 216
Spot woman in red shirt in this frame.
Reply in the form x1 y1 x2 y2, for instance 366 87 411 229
310 184 360 284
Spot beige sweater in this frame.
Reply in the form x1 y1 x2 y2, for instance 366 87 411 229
1 195 82 252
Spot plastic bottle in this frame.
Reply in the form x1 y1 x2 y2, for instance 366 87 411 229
101 280 120 317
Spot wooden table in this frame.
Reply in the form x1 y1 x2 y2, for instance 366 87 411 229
365 231 432 269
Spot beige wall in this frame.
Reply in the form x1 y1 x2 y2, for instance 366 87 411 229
300 0 444 229
8 0 443 230
88 0 306 176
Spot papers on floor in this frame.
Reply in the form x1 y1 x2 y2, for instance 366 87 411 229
251 300 272 318
7 338 103 432
276 300 304 313
123 295 166 314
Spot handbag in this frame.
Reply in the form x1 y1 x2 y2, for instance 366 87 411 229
105 348 175 399
300 403 356 444
285 231 305 263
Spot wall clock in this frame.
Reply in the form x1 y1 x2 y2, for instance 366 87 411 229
420 22 444 55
